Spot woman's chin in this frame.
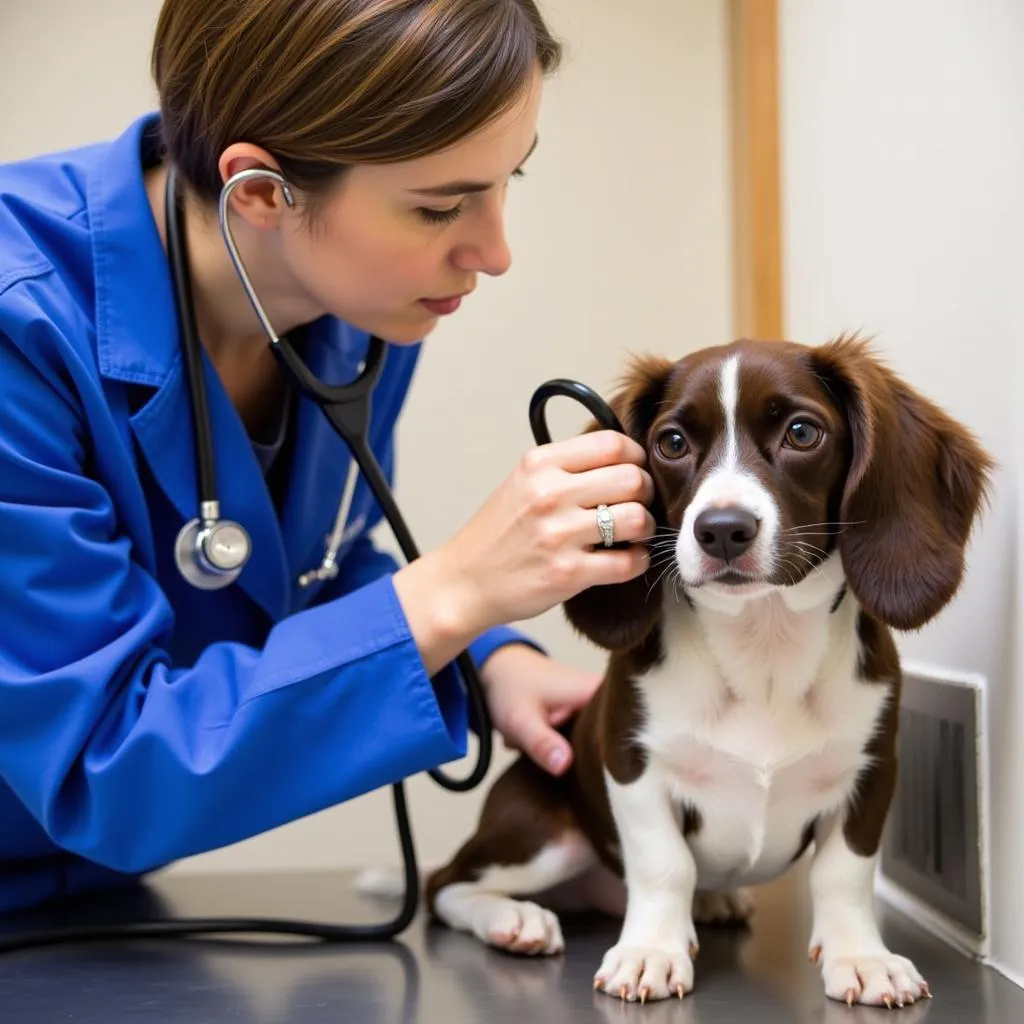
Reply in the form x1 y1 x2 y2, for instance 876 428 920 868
340 308 440 346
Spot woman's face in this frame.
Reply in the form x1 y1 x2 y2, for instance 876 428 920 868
276 71 544 345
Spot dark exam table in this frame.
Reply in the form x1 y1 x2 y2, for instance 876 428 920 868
1 858 1021 1023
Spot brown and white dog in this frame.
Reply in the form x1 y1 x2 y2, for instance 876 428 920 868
383 336 994 1008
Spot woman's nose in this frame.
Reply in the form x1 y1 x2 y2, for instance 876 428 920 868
452 204 512 277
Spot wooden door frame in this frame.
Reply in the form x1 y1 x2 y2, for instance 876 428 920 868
728 0 783 341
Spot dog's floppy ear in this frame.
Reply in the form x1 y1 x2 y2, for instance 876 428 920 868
562 354 676 651
810 335 994 631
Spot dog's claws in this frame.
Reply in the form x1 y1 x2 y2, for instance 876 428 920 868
676 984 687 999
883 994 894 1009
639 987 649 1004
846 989 857 1007
689 942 699 960
808 944 822 964
921 982 932 999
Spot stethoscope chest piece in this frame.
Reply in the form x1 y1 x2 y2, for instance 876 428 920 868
174 505 252 590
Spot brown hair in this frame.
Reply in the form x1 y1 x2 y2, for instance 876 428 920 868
151 0 562 210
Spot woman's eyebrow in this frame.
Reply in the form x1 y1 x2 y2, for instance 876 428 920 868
405 135 539 197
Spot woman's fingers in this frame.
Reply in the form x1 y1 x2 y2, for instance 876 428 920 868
532 502 655 557
577 501 656 548
578 545 651 589
525 430 647 474
568 461 655 509
423 430 660 636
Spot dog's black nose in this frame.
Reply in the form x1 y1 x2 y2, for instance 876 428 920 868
694 507 760 562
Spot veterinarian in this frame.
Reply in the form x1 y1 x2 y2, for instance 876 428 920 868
0 0 656 916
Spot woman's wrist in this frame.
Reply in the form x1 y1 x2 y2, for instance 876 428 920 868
392 548 495 676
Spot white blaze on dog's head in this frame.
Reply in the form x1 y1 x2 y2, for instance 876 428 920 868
674 353 782 592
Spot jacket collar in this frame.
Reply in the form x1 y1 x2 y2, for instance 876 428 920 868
87 113 374 621
90 112 180 386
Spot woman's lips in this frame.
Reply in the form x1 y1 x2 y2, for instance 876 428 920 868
419 295 465 316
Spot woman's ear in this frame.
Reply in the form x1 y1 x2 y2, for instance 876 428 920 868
562 354 676 652
217 143 290 227
810 335 995 631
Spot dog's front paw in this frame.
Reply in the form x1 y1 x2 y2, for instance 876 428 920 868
594 939 699 1002
809 941 931 1007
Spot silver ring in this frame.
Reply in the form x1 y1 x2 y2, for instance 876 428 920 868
595 504 615 547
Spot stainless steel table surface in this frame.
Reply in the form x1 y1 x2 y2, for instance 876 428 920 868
0 860 1020 1023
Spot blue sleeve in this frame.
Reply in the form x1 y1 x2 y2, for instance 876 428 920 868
323 534 545 669
311 343 547 674
0 334 474 876
323 534 545 739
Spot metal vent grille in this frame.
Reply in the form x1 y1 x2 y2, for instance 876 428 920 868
880 672 983 937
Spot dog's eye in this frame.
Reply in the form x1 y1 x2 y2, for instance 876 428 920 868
784 421 823 450
656 429 688 459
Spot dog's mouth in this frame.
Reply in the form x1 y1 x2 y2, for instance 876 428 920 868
686 547 767 587
688 565 766 588
710 569 760 586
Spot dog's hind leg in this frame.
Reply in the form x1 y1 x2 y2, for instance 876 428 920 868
426 756 599 956
692 888 754 926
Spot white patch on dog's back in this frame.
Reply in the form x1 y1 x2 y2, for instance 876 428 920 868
636 565 890 890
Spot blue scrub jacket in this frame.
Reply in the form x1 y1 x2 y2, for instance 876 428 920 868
0 113 538 914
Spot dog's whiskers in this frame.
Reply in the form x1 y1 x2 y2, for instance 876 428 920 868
782 550 827 582
647 558 680 602
649 538 679 553
647 554 677 570
669 569 685 604
649 550 679 570
783 520 865 536
784 520 865 529
792 540 830 560
790 545 831 580
784 530 846 539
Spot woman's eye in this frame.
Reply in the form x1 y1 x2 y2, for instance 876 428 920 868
418 204 464 226
416 169 526 226
656 429 688 459
783 421 823 449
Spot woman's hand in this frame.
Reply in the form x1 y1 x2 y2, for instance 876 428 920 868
480 644 601 775
451 431 655 627
394 430 655 675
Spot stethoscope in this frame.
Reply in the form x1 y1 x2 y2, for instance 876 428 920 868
0 165 623 955
166 164 388 593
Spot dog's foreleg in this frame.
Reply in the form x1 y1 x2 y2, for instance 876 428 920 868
594 769 699 1003
808 811 930 1007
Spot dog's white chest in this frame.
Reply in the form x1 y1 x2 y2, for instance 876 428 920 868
665 702 868 808
637 595 889 886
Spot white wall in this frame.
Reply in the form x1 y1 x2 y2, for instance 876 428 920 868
779 0 1023 983
0 2 735 876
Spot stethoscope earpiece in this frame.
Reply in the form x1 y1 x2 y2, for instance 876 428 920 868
218 167 296 350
